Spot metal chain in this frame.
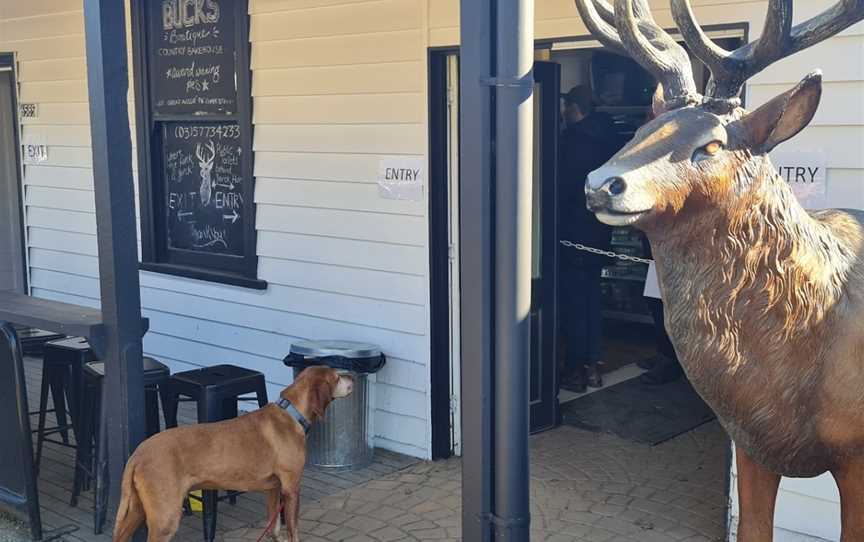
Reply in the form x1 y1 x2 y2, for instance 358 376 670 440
559 239 654 265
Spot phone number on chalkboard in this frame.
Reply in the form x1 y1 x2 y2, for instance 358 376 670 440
173 124 240 140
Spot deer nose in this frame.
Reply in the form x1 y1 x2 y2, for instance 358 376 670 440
605 177 627 196
586 189 610 212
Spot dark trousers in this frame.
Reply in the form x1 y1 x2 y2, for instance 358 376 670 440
559 264 603 371
646 296 677 360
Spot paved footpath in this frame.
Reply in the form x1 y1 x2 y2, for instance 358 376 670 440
224 422 728 542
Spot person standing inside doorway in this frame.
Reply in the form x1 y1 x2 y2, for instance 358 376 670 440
557 85 625 392
638 85 685 385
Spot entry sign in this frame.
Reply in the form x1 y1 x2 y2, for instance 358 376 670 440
645 150 827 300
378 157 424 201
770 149 827 208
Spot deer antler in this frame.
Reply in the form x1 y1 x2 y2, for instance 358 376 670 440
575 0 700 108
574 0 626 55
672 0 864 100
196 140 216 164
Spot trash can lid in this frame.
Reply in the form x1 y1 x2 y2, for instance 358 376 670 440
289 340 381 359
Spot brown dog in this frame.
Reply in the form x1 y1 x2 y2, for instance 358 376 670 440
112 366 353 542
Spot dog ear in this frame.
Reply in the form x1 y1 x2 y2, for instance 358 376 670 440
309 374 334 421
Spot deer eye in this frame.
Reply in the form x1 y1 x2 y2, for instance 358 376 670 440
693 140 724 162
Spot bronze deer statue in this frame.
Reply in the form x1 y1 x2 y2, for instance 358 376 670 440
574 0 864 540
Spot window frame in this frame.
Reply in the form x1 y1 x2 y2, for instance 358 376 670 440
130 0 265 290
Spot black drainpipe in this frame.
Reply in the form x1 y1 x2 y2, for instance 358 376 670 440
492 0 534 539
459 0 534 540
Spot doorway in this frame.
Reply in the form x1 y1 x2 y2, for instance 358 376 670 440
549 35 745 438
528 60 561 433
430 28 746 454
0 54 27 295
428 29 743 539
429 51 562 456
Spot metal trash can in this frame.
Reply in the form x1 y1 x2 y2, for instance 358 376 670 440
283 340 385 469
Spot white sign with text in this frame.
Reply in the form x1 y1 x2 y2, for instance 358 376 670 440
770 149 827 208
18 103 37 119
644 149 830 300
22 135 47 163
377 157 424 201
643 261 662 300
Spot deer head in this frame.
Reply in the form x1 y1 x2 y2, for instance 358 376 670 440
578 0 864 232
196 140 216 179
196 140 216 207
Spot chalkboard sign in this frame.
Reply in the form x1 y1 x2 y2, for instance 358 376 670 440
163 121 244 256
0 323 43 540
149 0 237 116
133 0 263 288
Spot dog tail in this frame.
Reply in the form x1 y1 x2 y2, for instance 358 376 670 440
112 460 142 542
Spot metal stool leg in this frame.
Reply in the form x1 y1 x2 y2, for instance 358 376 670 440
202 491 218 542
163 385 180 429
144 387 160 437
255 381 268 408
157 383 173 431
65 362 85 437
47 366 70 444
220 398 239 506
93 382 108 535
71 378 95 507
199 393 222 542
222 397 238 420
34 368 51 474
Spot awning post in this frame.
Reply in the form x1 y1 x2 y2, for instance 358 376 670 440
459 0 495 538
83 0 146 513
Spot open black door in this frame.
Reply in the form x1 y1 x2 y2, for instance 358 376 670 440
0 58 27 295
529 61 560 433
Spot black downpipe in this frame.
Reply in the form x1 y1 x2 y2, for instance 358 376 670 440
459 0 533 539
491 0 534 539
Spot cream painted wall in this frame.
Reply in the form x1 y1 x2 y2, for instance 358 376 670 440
0 0 433 459
1 1 862 537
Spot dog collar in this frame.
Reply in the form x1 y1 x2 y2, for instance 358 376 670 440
275 398 311 434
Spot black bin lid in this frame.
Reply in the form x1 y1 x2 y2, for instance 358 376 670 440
284 340 385 374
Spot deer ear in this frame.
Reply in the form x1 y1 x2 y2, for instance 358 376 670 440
738 71 822 154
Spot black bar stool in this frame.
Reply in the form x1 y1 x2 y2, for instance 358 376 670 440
17 327 65 356
162 364 268 542
72 356 171 533
32 337 95 473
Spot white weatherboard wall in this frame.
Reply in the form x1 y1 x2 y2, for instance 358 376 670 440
2 0 863 528
427 1 864 540
0 0 433 459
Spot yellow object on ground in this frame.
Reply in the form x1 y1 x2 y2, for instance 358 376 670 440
189 490 203 512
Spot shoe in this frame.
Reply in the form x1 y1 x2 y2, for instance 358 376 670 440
637 356 658 370
585 363 603 388
560 369 587 393
640 357 684 385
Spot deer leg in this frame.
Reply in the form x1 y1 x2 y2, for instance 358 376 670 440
832 460 864 542
736 447 781 542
